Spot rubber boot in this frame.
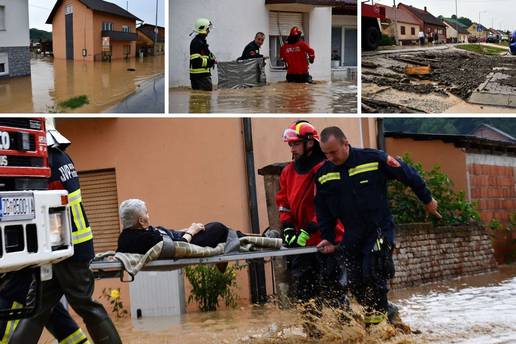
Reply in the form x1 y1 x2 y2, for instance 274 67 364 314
86 318 122 344
7 319 44 344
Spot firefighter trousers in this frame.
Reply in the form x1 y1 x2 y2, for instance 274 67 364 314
190 75 213 91
9 260 122 344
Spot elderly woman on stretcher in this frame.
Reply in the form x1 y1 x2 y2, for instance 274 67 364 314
115 199 255 254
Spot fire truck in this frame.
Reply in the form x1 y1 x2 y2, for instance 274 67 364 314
0 118 73 320
362 2 386 51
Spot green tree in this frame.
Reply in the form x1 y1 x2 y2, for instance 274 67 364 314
389 154 480 226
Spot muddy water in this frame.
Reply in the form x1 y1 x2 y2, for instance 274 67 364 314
169 81 357 113
45 265 511 344
0 55 164 113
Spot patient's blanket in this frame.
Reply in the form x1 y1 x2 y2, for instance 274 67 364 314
94 235 282 278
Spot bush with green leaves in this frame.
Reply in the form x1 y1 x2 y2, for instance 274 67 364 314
389 154 480 225
379 34 396 46
185 264 241 312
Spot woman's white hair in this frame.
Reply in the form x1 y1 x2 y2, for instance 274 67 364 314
119 199 148 229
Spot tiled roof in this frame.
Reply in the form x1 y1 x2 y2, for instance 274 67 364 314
137 24 165 43
47 0 141 24
401 4 445 26
442 18 470 34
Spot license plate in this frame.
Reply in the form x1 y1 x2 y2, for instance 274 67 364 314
0 194 35 221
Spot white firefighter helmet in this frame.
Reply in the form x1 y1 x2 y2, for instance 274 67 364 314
194 18 213 35
45 118 71 148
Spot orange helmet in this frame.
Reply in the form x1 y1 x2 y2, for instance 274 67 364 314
283 120 319 143
289 26 302 37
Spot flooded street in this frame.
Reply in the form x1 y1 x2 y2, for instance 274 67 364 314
0 55 164 113
169 81 357 113
38 264 515 344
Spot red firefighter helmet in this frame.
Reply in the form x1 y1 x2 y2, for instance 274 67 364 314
283 120 319 143
289 26 302 37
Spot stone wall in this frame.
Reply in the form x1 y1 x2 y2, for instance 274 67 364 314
0 46 31 78
392 223 497 289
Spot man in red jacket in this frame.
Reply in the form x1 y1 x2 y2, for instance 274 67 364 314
280 27 315 83
276 120 345 303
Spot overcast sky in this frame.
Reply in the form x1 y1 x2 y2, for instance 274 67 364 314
29 0 164 31
372 0 514 31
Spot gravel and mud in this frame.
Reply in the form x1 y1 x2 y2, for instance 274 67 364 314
362 47 516 113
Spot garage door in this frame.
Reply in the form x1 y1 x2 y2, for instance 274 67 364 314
78 169 120 253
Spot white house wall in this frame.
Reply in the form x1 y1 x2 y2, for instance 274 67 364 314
170 0 268 87
170 0 335 87
0 0 30 47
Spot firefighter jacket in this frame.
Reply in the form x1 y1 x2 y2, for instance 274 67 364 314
239 41 263 60
280 40 315 75
48 147 94 262
190 34 216 78
276 149 344 246
315 146 432 253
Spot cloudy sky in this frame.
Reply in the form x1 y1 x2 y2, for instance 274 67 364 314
373 0 514 31
29 0 165 31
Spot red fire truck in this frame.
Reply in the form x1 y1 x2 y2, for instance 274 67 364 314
0 118 73 319
362 2 386 51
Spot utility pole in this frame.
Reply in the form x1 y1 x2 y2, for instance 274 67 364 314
154 0 158 55
455 0 459 43
393 0 399 46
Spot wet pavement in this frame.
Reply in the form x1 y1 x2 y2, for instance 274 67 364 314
106 74 164 113
38 264 515 343
362 46 516 113
0 55 164 113
169 81 357 114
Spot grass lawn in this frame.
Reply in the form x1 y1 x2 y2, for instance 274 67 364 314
456 44 508 55
59 95 89 109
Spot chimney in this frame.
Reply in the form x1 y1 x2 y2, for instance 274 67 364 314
424 6 427 12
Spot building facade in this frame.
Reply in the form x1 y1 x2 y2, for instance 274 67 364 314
376 4 421 44
399 3 446 43
137 24 165 56
47 0 140 61
170 0 357 87
443 18 469 43
0 0 31 78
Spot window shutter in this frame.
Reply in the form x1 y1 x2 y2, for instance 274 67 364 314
269 12 304 37
79 169 120 253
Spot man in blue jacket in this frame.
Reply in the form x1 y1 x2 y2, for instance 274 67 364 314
314 126 441 326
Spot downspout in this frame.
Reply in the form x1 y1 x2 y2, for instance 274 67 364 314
377 118 385 151
242 118 267 304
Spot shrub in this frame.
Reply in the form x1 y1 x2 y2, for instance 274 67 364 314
185 264 242 312
389 154 480 225
379 34 396 46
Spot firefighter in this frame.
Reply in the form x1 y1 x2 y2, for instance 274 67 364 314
280 27 315 83
314 126 441 327
0 271 89 344
190 18 217 91
10 124 122 344
276 121 345 303
238 32 265 60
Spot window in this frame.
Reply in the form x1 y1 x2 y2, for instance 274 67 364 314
0 53 8 76
268 11 304 68
331 26 357 67
0 6 5 30
411 27 416 35
102 22 113 31
65 4 73 15
400 26 406 35
122 25 130 32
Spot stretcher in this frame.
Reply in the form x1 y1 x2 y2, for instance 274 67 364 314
90 246 318 280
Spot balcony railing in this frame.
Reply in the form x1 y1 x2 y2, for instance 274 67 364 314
101 30 138 41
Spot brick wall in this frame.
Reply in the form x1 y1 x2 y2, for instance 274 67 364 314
392 223 497 289
467 162 516 263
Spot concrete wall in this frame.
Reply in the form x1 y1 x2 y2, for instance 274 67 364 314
385 137 469 194
0 0 29 47
57 117 375 310
392 223 497 288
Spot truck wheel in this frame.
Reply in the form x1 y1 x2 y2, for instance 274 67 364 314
363 26 381 51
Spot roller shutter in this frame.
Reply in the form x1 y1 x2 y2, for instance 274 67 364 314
78 169 120 253
269 11 304 36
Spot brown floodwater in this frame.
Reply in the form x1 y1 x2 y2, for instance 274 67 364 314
169 81 357 114
0 55 164 113
38 264 515 344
